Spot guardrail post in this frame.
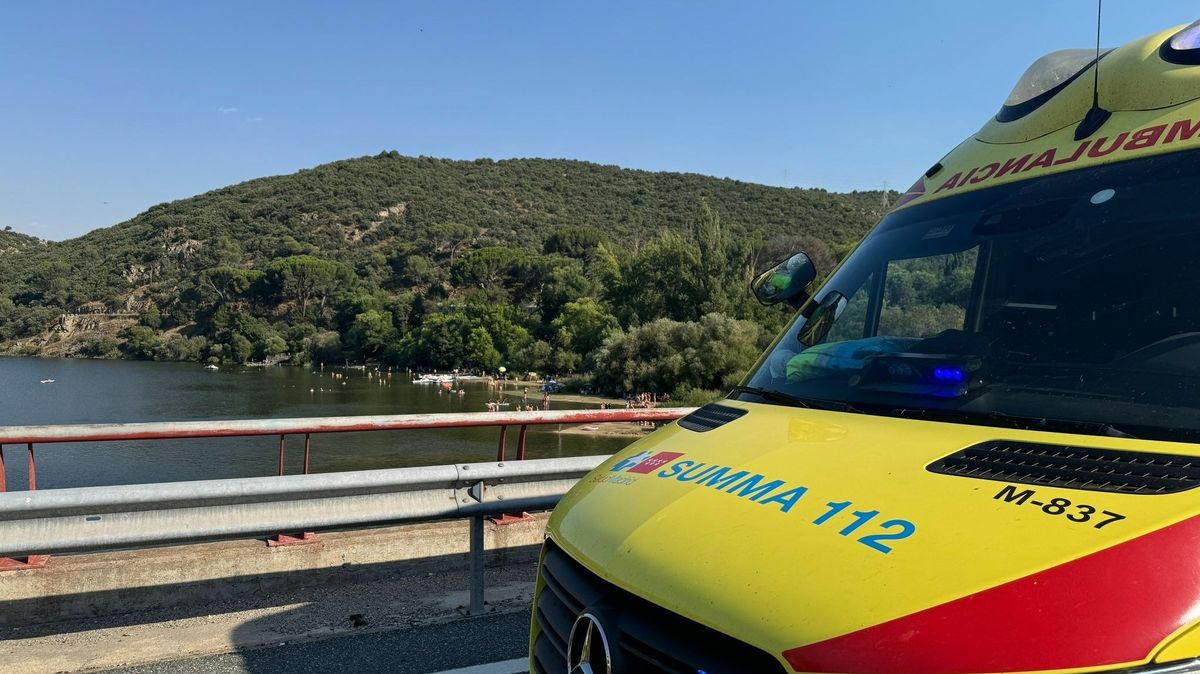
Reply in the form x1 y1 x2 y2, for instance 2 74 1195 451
0 444 49 570
469 514 485 614
516 425 528 461
0 554 48 571
277 435 286 476
26 444 35 491
303 433 311 475
496 425 508 462
267 532 316 547
266 434 318 546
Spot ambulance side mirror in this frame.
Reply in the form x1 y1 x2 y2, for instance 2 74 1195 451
752 252 817 308
797 291 848 347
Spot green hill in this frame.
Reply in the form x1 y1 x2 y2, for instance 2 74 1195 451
0 227 43 254
0 153 891 376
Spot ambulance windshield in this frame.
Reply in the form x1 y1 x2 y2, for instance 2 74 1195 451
742 149 1200 443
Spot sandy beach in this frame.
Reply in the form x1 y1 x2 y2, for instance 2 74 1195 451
557 421 660 437
493 382 668 436
499 385 624 406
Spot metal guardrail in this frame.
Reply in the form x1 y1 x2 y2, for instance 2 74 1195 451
0 408 697 612
0 455 604 557
0 455 609 613
0 407 694 491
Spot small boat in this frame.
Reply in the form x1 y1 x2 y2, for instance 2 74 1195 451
204 365 219 371
39 379 55 384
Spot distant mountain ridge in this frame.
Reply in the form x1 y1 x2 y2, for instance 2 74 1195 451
0 153 893 369
1 154 887 293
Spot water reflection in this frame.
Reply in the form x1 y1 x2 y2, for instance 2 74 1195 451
0 357 632 488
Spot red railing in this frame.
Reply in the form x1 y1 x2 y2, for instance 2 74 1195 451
0 408 695 492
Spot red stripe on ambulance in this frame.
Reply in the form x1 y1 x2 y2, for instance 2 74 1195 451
783 513 1200 673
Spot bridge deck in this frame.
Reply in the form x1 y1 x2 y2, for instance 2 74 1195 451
2 545 536 674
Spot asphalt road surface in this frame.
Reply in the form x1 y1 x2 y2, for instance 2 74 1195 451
102 611 530 674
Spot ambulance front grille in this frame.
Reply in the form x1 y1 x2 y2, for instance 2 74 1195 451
532 540 787 674
928 440 1200 494
678 403 747 432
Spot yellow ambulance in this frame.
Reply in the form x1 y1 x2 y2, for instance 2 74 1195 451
532 19 1200 674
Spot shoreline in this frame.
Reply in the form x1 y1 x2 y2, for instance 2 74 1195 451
498 387 624 406
557 421 658 437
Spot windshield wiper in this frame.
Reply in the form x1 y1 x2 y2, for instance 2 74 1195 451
730 386 865 414
889 407 1138 439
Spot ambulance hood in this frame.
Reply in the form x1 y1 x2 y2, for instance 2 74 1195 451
549 402 1200 673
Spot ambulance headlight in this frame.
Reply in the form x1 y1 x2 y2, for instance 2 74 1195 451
1162 20 1200 65
998 49 1106 122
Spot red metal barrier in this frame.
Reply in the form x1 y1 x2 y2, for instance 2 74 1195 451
0 444 37 492
0 408 692 493
26 444 35 491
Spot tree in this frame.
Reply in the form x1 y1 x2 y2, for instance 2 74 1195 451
592 313 761 395
401 300 532 371
394 254 442 288
31 261 71 307
405 311 471 369
229 333 254 363
452 247 528 290
255 334 288 359
139 304 162 329
198 267 264 307
466 327 501 369
265 256 349 317
544 227 605 258
693 201 734 315
335 291 385 332
552 348 581 373
203 305 284 363
527 257 591 322
0 296 16 339
514 339 554 373
588 243 622 294
302 330 342 365
191 235 244 268
428 222 482 267
552 297 619 364
615 233 705 325
158 334 207 361
120 325 161 360
79 336 120 358
346 309 396 358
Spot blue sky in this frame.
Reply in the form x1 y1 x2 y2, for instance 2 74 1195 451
1 1 1197 240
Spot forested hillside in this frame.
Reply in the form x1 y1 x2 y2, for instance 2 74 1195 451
0 153 892 395
0 227 43 254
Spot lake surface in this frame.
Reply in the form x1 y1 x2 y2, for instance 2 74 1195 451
0 357 634 489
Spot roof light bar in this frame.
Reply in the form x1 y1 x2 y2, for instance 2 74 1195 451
1162 20 1200 65
997 49 1106 123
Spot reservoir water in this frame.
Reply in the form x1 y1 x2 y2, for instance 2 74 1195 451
0 357 635 489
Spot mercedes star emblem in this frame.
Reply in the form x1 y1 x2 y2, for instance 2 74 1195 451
567 612 612 674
